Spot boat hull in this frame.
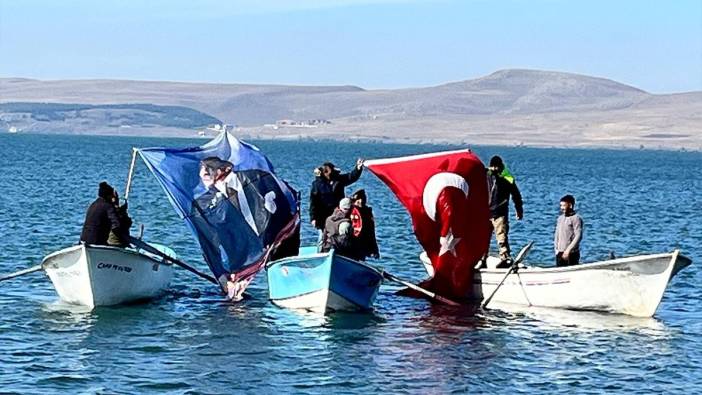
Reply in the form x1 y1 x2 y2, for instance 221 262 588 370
42 244 174 308
421 250 691 317
267 248 383 313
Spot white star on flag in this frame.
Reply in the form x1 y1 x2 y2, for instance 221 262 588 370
439 228 461 257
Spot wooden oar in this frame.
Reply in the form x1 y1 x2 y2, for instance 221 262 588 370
382 271 460 306
481 241 534 309
128 236 218 285
0 265 43 282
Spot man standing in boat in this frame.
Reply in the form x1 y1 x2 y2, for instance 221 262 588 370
349 189 380 261
80 182 123 246
554 194 583 266
309 159 364 248
486 155 524 268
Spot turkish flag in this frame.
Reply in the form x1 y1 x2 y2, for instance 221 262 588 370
365 149 491 300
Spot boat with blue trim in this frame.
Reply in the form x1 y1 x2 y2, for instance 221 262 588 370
267 246 384 313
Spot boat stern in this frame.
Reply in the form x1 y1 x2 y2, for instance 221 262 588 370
328 254 383 311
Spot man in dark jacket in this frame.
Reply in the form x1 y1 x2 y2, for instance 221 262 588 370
486 156 524 267
80 182 122 245
107 191 133 247
309 159 363 243
349 189 379 261
320 198 355 258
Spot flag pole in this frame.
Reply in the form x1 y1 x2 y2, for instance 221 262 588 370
124 148 138 202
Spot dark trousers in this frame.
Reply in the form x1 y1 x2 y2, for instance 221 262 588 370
556 251 580 267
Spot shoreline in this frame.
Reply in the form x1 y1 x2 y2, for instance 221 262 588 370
4 129 700 153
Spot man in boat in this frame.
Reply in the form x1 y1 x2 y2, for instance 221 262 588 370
485 155 524 268
554 194 583 266
80 182 123 246
320 197 357 259
309 159 364 248
107 191 133 247
349 189 380 261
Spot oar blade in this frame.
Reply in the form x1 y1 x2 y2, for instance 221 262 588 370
382 271 461 306
513 240 534 265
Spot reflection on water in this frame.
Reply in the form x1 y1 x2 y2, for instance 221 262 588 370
0 134 699 393
485 304 667 333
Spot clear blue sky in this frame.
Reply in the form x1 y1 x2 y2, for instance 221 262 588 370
0 0 700 93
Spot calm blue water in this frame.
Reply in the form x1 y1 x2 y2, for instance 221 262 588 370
0 134 700 394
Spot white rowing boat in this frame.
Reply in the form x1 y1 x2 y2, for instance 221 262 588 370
420 250 691 317
42 243 175 308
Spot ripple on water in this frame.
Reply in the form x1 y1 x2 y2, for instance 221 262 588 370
0 135 700 393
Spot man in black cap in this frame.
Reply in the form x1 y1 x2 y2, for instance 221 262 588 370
486 155 524 267
309 159 364 246
349 189 379 261
80 182 122 245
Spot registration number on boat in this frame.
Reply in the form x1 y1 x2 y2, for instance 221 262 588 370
97 262 133 273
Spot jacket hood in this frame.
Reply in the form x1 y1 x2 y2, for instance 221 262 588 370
98 182 114 199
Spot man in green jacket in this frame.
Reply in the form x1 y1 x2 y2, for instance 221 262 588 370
486 156 524 267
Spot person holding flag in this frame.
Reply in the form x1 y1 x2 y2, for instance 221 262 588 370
486 155 524 268
309 159 364 247
349 189 380 261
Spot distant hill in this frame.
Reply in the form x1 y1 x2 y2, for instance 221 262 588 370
1 69 700 149
0 102 220 135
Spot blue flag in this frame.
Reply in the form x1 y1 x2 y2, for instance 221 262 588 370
138 132 299 291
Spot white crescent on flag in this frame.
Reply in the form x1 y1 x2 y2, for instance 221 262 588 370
422 172 469 222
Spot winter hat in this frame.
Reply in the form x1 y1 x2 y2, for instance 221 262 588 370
489 155 504 168
322 162 340 174
351 189 367 204
339 197 352 211
98 182 114 199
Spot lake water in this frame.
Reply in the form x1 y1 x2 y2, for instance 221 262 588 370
0 134 700 394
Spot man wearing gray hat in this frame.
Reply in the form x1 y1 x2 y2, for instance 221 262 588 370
320 197 356 257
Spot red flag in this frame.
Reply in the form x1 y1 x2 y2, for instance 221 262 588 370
365 149 491 300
